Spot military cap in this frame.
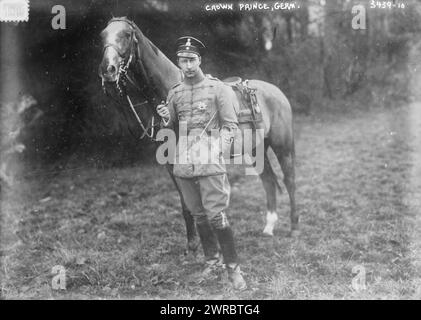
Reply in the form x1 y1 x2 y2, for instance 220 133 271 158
176 36 206 57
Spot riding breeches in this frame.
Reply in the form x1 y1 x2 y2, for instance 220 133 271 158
175 174 231 230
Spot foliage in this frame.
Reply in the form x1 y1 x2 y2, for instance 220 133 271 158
0 95 40 187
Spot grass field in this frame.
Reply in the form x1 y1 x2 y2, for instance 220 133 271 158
1 103 420 299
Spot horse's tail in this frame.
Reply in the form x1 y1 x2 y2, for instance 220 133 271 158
264 151 283 194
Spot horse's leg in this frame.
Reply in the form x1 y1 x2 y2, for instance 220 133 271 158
272 144 298 237
166 164 200 253
259 142 279 236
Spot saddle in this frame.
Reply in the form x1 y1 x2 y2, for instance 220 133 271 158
223 77 263 128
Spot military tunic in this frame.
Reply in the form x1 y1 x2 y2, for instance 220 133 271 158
162 74 239 222
163 74 239 178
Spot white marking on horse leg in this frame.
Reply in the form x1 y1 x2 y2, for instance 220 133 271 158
263 211 278 236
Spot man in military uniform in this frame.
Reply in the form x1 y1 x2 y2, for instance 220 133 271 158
156 36 246 291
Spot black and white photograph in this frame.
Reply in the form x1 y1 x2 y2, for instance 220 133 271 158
0 0 420 302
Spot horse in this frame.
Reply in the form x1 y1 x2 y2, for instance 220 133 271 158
98 17 298 248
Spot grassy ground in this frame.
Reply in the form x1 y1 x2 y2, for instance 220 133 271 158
1 103 420 299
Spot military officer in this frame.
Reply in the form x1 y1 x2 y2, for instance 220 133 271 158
156 36 246 291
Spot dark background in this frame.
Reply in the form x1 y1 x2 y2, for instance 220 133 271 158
1 0 420 173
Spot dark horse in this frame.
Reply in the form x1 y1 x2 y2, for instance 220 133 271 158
98 18 298 251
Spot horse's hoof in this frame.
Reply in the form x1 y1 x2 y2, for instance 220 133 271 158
262 228 274 236
289 229 300 238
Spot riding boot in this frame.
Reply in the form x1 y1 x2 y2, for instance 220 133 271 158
196 218 219 261
196 219 222 278
214 227 246 291
214 227 237 265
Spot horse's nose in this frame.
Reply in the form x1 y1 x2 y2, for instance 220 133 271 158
100 59 118 81
107 64 117 75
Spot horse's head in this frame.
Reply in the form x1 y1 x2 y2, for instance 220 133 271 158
99 17 138 83
99 18 161 140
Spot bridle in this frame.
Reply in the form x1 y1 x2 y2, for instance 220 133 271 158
101 18 161 140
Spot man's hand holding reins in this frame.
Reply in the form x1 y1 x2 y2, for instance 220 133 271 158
156 101 170 120
157 101 171 126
